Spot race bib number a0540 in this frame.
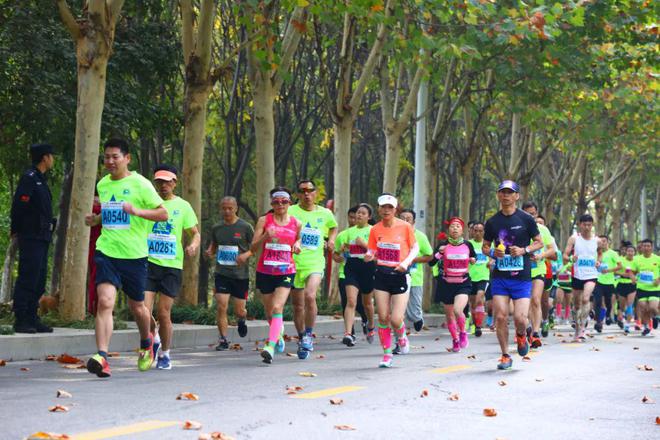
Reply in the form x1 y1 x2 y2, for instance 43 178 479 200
101 201 130 230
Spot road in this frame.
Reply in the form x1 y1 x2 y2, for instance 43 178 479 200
1 322 658 440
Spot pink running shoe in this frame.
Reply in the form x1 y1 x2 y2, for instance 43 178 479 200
459 331 469 349
452 339 460 352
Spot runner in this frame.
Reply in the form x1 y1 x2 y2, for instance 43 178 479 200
483 180 543 370
535 214 557 336
334 203 376 347
333 206 369 339
143 165 199 370
288 180 338 359
468 222 489 337
631 239 659 335
522 202 557 347
249 187 301 364
400 209 433 333
429 217 476 352
563 214 599 342
206 196 254 351
615 243 637 333
84 139 168 377
364 193 418 368
592 235 621 333
555 252 573 325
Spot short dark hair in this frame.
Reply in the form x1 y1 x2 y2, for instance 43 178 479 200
471 221 485 228
358 203 373 218
296 179 315 190
104 138 129 155
467 220 476 228
348 205 359 215
522 201 538 211
400 208 416 221
641 238 653 245
621 240 632 248
579 214 594 223
536 214 546 222
154 163 178 175
598 235 609 241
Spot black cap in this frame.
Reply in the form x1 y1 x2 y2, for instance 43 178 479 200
30 143 56 160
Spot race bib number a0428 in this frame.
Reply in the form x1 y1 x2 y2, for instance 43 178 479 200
148 233 176 259
497 254 523 272
101 201 130 230
216 245 239 266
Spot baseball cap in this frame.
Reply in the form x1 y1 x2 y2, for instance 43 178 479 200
497 180 520 193
377 194 398 208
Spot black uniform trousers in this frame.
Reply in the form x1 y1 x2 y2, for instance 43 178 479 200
12 236 50 323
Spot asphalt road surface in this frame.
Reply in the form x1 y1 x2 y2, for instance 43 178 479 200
1 322 658 440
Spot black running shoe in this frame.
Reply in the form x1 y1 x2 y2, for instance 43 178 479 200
237 319 248 338
414 319 424 332
594 322 603 333
475 327 483 337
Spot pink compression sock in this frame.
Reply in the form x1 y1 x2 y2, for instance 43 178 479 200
457 315 466 333
268 314 283 345
394 322 406 338
378 324 392 353
556 303 563 318
447 320 458 340
565 305 571 320
474 306 485 327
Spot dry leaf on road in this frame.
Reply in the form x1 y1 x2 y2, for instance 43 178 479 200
108 352 120 358
330 398 344 405
183 420 202 430
56 354 82 364
27 432 70 439
286 353 296 357
420 389 429 397
48 405 69 412
535 378 544 382
21 367 30 372
589 347 600 352
656 416 660 425
498 381 507 386
208 432 235 440
642 396 655 404
316 354 326 359
637 365 654 371
334 425 356 431
633 347 639 350
230 343 242 351
467 354 477 360
176 392 199 401
62 364 85 370
448 393 459 401
483 408 498 417
45 355 57 361
522 356 532 362
298 372 317 377
56 390 72 398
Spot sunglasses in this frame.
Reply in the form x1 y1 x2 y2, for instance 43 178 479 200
271 199 290 206
298 187 316 193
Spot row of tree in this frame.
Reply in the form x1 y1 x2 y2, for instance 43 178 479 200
0 1 657 318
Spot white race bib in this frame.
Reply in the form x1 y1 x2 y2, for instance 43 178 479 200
148 233 176 259
101 201 130 230
216 245 239 266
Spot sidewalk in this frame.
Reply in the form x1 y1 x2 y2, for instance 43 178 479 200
0 314 445 361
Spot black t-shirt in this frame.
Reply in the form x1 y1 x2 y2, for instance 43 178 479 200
484 209 539 280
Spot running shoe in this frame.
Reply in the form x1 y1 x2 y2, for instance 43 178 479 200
634 321 642 331
379 355 393 368
392 343 401 355
215 338 229 351
541 321 550 338
275 337 286 353
451 339 460 352
530 333 542 349
486 316 493 328
594 322 603 333
605 317 612 326
362 321 368 335
474 327 483 337
459 331 469 349
414 319 424 332
238 319 248 338
137 336 155 372
653 317 659 330
470 323 476 335
366 328 375 344
641 327 651 336
261 345 274 364
497 354 512 370
515 334 529 357
86 354 111 378
297 342 310 360
398 336 410 354
624 325 630 334
342 333 355 347
157 354 172 370
301 334 314 351
617 319 624 329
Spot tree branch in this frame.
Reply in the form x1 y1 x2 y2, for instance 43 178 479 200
196 0 215 75
180 0 194 66
107 0 125 17
272 6 308 92
56 0 80 40
586 158 637 204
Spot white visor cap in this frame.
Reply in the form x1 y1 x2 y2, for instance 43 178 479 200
377 194 398 208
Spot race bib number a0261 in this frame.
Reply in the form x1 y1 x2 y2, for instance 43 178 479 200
101 201 130 230
148 233 176 259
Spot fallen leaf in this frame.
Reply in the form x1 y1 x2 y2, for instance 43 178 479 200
327 335 335 340
0 359 6 367
642 396 655 404
434 337 441 341
45 355 57 361
285 385 304 394
330 398 344 405
298 372 317 377
283 334 293 342
108 352 120 358
467 354 477 360
209 432 235 440
535 378 544 382
176 392 199 401
656 416 660 425
21 367 30 372
316 354 326 359
27 432 71 439
637 365 654 371
56 354 82 364
198 434 211 440
56 390 72 398
448 393 459 401
230 343 242 351
421 389 429 397
422 325 430 331
445 347 453 352
560 340 569 343
590 347 600 352
483 408 498 417
498 381 507 386
555 333 564 337
48 405 69 412
522 356 531 362
633 347 639 350
606 336 616 339
334 425 356 431
62 364 85 369
183 420 202 430
286 353 296 357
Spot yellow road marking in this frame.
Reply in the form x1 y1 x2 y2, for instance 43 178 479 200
71 420 179 440
291 385 365 399
431 364 472 374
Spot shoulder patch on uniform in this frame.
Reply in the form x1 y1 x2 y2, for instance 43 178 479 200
20 195 30 202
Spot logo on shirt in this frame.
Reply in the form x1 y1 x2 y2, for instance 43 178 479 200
233 233 242 238
152 220 173 235
173 209 181 216
122 189 131 196
317 218 323 223
511 226 522 230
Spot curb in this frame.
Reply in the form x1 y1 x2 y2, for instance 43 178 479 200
0 314 445 361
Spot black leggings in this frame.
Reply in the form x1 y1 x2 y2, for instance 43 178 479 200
339 278 367 334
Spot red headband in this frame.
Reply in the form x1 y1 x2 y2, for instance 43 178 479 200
444 216 465 228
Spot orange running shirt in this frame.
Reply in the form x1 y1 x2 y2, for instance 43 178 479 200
367 218 417 268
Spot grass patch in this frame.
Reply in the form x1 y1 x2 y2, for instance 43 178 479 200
40 311 128 330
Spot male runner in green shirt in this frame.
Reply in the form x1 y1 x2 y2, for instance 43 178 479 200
593 235 621 332
632 239 659 336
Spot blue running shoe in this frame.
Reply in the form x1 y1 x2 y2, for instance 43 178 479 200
275 337 285 353
301 334 314 352
515 334 529 357
497 354 512 370
156 354 171 370
297 342 310 360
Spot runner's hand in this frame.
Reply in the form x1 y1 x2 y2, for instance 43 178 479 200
509 246 525 257
394 264 407 273
363 253 375 262
469 257 476 264
355 237 367 248
84 214 98 227
122 202 138 216
332 253 344 263
493 248 505 258
326 239 335 253
293 241 302 254
236 251 251 266
205 248 214 259
185 243 198 257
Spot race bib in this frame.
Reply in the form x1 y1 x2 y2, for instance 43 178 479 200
101 201 130 230
148 233 176 259
263 242 291 266
577 257 596 268
376 242 400 265
531 249 542 269
216 245 239 266
497 254 524 272
639 271 654 284
557 272 571 283
348 242 366 258
475 252 488 265
300 227 321 250
598 263 608 273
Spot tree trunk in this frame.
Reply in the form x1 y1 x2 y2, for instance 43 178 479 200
49 167 73 296
253 81 276 216
611 182 625 247
333 117 353 232
559 191 573 247
382 124 403 194
0 238 18 304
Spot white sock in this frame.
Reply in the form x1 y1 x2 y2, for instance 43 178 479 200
153 333 161 344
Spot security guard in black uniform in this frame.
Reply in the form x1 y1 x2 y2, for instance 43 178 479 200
10 144 57 333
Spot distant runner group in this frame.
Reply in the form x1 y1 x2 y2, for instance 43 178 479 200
82 139 659 377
